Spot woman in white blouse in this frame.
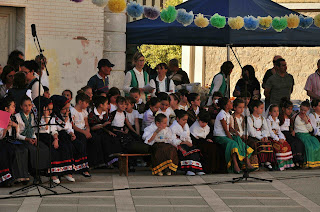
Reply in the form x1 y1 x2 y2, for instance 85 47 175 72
294 100 320 168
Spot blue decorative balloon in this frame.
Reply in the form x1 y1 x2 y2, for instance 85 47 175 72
127 2 144 18
176 9 194 26
299 15 313 29
244 16 259 30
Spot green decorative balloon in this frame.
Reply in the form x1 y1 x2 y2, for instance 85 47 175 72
160 6 177 23
210 13 226 28
272 16 288 32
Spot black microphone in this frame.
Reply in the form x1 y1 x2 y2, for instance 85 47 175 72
31 24 37 37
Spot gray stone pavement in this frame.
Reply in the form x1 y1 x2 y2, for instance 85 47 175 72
1 168 320 212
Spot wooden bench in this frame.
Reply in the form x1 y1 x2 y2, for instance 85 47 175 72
110 153 151 176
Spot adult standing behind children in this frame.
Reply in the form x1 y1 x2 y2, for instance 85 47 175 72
167 58 190 86
123 52 152 103
21 60 44 100
304 59 320 101
87 59 114 94
264 58 294 106
207 61 234 106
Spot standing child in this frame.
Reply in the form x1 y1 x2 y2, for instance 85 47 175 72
294 100 320 168
0 97 29 185
214 97 255 173
266 105 294 170
178 89 190 111
142 97 160 131
143 114 179 176
187 93 202 126
35 96 74 184
170 110 205 176
88 96 120 168
247 99 276 170
16 95 50 181
231 98 259 169
279 97 305 168
309 99 320 142
190 111 226 174
108 87 121 113
70 93 91 177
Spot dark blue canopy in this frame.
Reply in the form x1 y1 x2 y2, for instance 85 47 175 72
126 0 320 47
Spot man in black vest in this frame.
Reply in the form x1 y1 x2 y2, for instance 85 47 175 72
167 59 190 86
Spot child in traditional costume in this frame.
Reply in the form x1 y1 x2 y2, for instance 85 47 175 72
142 97 160 131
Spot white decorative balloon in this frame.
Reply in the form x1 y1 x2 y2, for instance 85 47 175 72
92 0 108 7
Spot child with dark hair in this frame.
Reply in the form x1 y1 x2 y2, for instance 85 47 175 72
143 114 179 176
70 93 91 178
43 86 50 98
125 96 140 136
130 87 145 115
294 100 320 168
149 63 175 97
214 97 255 173
16 95 50 181
190 111 226 173
88 96 120 168
187 93 202 126
279 97 304 167
247 99 276 171
310 99 320 142
156 92 175 126
169 93 180 111
142 97 161 131
62 89 73 102
208 91 223 128
170 110 205 176
266 104 294 170
240 91 251 116
178 89 190 111
35 96 74 184
0 96 29 185
107 87 121 113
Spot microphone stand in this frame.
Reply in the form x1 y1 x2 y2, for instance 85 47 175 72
228 46 272 183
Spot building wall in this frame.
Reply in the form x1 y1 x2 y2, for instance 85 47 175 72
204 11 320 101
0 0 105 97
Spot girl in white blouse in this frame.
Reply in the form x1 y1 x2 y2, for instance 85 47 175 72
247 99 276 171
310 99 320 142
142 97 160 131
214 97 254 173
266 105 294 171
294 100 320 168
143 114 179 176
170 110 204 176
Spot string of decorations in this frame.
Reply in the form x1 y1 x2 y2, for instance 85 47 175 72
70 0 320 32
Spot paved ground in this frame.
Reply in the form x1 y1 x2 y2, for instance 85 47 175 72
1 168 320 212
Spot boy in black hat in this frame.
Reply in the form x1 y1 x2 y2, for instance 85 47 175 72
87 59 114 94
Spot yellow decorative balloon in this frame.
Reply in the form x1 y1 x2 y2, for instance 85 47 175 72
228 16 244 30
194 14 209 28
314 14 320 28
286 14 300 29
108 0 126 13
258 16 272 30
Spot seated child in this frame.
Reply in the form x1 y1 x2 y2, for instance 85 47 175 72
156 92 175 126
169 93 180 111
108 87 120 113
16 95 50 182
70 93 91 177
149 63 175 97
190 111 226 174
266 104 294 171
231 98 259 169
35 96 74 184
294 100 320 168
143 114 179 176
142 97 160 131
309 99 320 142
130 87 145 117
214 97 255 173
125 96 140 137
62 89 74 107
279 97 305 167
240 92 251 117
178 89 190 111
170 110 205 176
88 96 120 168
0 96 28 185
43 86 50 98
187 93 202 126
247 99 276 171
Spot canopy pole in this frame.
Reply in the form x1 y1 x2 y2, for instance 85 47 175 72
227 44 231 98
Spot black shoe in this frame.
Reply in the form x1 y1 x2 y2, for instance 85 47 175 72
81 172 91 178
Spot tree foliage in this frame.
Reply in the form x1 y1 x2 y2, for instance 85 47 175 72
138 0 183 69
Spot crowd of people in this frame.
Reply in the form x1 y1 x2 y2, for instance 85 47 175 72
0 50 320 187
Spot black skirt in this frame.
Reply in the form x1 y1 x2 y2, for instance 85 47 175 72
178 144 203 173
23 139 50 171
39 132 73 176
282 131 305 164
0 141 14 184
73 132 90 172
